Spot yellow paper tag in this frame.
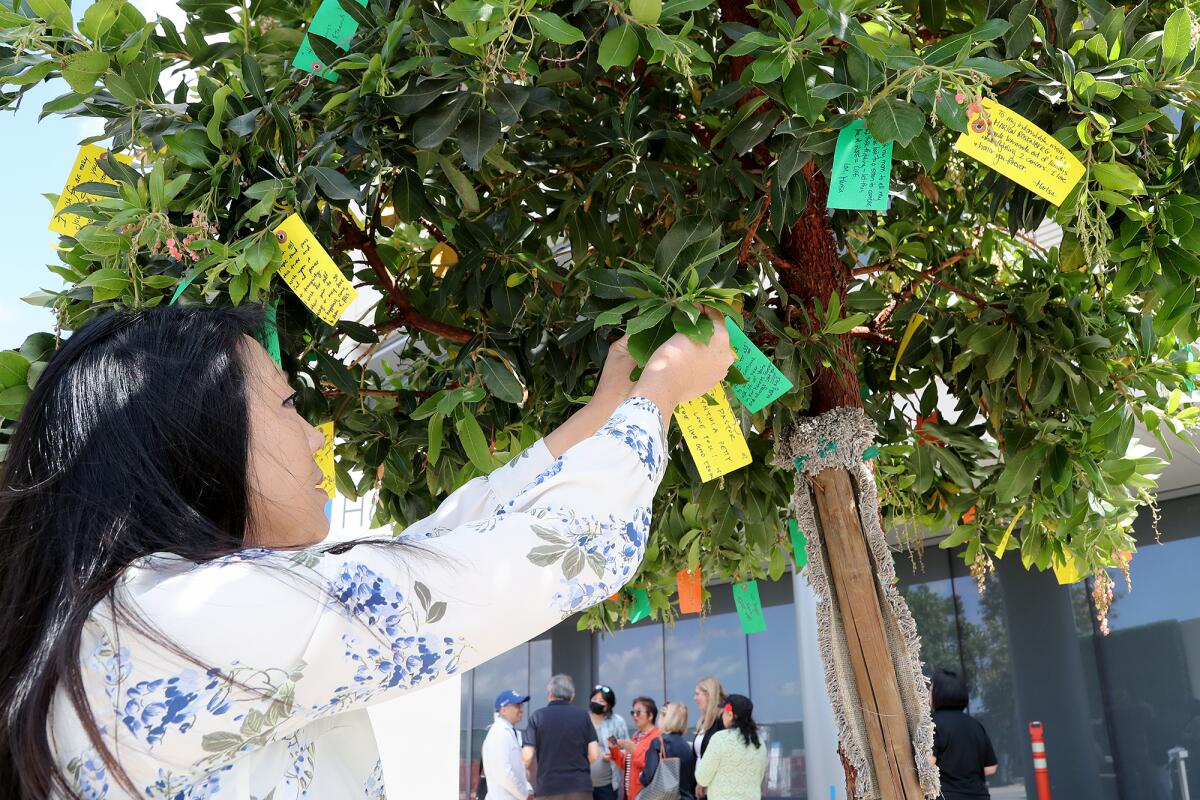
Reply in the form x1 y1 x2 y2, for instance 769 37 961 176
272 213 358 325
955 99 1085 207
675 386 753 482
49 145 134 236
317 421 336 498
1052 552 1082 584
890 312 926 381
995 504 1025 558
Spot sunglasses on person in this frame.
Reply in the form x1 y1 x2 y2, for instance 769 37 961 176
630 708 647 717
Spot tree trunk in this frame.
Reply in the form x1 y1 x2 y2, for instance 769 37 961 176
778 164 925 800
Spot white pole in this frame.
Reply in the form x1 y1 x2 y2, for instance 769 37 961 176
792 570 845 800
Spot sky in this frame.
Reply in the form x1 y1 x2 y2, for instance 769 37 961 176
0 0 185 351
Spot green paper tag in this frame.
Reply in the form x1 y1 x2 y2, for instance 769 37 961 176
258 297 281 367
788 519 807 568
862 444 880 461
629 588 651 623
724 316 793 413
827 119 892 212
292 0 369 81
733 580 766 634
168 266 205 306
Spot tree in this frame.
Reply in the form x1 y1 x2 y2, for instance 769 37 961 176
3 0 1199 794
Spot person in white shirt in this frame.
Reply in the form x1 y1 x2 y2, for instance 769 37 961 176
483 690 535 800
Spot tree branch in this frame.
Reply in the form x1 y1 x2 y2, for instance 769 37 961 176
929 276 986 308
848 327 898 347
338 217 474 344
417 216 448 243
871 246 978 331
739 180 771 265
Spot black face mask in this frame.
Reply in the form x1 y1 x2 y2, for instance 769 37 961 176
589 701 608 715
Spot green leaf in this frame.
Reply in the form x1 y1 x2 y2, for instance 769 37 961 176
427 412 444 465
865 99 924 146
630 0 662 25
987 329 1018 380
306 166 362 202
61 51 110 94
314 350 359 396
1160 8 1192 73
527 11 584 45
0 352 31 389
79 268 129 302
79 0 123 42
413 92 469 150
479 356 525 405
458 110 501 171
439 157 480 213
0 385 31 419
598 25 640 70
994 447 1040 502
1092 162 1146 196
28 0 72 31
455 408 494 471
206 84 232 147
626 303 673 336
337 320 379 343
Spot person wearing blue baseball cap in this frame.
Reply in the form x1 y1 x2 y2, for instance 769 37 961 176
479 690 533 800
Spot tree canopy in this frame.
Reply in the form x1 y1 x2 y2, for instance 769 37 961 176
2 0 1199 630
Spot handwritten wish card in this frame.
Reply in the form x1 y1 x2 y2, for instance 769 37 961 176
273 214 357 325
725 317 793 412
676 569 703 614
629 587 652 623
675 386 753 482
258 297 282 367
49 145 134 236
733 580 766 634
317 421 335 498
293 0 369 81
788 519 807 568
827 120 892 212
955 99 1085 207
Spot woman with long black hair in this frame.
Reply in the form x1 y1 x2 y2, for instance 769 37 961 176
694 694 767 800
0 304 733 799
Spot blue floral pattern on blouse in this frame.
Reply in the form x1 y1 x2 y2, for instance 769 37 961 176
54 397 667 799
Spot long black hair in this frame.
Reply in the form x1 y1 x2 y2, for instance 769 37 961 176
724 694 761 748
0 305 404 799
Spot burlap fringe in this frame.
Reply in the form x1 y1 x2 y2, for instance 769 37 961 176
773 407 940 800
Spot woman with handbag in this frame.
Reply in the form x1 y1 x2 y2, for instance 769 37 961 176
610 697 661 799
640 702 696 800
694 695 767 800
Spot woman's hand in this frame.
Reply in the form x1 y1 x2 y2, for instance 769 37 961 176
617 738 635 752
633 307 735 418
594 335 637 407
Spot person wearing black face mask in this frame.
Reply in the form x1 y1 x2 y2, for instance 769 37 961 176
588 685 628 800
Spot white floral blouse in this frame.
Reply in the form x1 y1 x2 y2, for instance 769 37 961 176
49 397 667 799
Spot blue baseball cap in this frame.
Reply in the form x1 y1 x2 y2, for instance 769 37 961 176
495 690 530 711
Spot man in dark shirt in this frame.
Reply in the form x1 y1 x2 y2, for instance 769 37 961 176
522 674 599 800
931 669 999 799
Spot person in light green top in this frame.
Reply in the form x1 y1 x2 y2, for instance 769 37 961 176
693 694 767 800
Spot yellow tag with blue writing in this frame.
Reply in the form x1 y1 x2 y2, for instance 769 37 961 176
675 386 752 482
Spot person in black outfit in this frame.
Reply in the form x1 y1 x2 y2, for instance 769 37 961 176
523 674 600 800
930 669 998 800
642 702 698 800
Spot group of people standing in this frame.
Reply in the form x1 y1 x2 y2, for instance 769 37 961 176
479 675 766 800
